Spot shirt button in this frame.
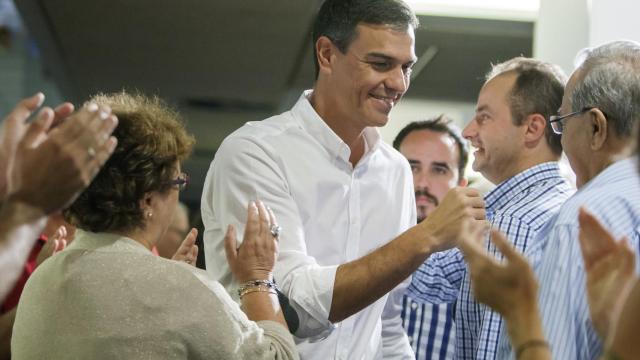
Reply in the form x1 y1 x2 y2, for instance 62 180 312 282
411 303 417 310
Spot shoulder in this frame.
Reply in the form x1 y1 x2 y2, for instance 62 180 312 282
520 181 573 225
374 141 411 175
556 181 640 235
221 111 298 148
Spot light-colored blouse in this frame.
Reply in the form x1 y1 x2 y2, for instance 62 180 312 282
12 230 298 360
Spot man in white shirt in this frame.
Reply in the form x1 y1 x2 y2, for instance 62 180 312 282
201 1 485 358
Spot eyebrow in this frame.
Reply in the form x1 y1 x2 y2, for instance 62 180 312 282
476 104 490 113
432 161 451 170
408 159 421 165
365 52 417 65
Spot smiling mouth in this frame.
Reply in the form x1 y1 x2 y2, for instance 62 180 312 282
370 94 396 111
471 144 484 155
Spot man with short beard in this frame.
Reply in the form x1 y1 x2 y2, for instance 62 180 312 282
393 115 468 359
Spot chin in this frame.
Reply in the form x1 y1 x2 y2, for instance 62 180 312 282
369 114 390 127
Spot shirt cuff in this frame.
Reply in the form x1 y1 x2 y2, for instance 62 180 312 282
277 261 338 339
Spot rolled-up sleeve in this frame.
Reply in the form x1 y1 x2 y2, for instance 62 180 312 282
202 135 336 338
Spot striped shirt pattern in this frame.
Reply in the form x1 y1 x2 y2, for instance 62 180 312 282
401 296 456 360
409 162 573 360
497 158 640 360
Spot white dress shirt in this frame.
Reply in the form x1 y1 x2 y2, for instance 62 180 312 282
202 91 416 360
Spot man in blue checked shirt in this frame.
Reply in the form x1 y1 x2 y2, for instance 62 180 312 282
494 40 640 360
408 57 576 359
393 115 469 359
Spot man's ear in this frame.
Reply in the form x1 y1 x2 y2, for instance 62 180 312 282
589 108 608 150
315 36 336 76
523 113 547 147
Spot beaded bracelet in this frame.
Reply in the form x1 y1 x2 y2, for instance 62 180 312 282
516 339 550 359
237 279 279 298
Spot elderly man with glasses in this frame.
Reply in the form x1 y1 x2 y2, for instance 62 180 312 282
495 40 640 359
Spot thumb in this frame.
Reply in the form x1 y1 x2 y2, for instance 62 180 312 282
224 224 238 265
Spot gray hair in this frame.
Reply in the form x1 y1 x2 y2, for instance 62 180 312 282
571 40 640 138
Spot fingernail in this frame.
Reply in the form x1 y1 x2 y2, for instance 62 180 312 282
99 111 109 120
87 103 99 112
34 92 45 106
108 137 118 152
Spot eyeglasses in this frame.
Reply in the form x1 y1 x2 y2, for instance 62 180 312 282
168 172 189 191
549 107 595 134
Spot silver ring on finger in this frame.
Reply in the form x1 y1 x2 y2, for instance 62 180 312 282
270 224 282 238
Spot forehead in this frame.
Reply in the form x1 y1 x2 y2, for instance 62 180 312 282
348 23 417 61
399 129 459 163
561 69 583 111
477 72 517 110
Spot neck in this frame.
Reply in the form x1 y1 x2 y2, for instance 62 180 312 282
489 149 559 185
310 85 367 166
582 144 634 187
115 226 156 251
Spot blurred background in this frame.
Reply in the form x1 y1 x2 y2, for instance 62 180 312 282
0 0 638 260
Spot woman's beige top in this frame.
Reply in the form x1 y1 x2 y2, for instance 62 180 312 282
12 230 298 360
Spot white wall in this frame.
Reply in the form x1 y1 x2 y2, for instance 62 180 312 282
533 0 589 75
590 0 640 46
381 98 475 145
535 0 640 75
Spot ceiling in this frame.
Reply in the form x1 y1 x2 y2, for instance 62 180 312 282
16 0 533 205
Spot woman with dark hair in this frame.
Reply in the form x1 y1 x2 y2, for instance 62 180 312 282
11 93 298 359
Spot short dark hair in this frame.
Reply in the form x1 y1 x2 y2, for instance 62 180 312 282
312 0 419 77
393 114 469 179
64 92 195 233
486 57 567 156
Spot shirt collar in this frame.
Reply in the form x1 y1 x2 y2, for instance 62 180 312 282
485 162 564 212
292 90 381 163
578 156 638 192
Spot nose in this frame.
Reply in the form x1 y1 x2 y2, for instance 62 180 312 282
462 119 477 140
386 67 409 95
414 169 430 189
